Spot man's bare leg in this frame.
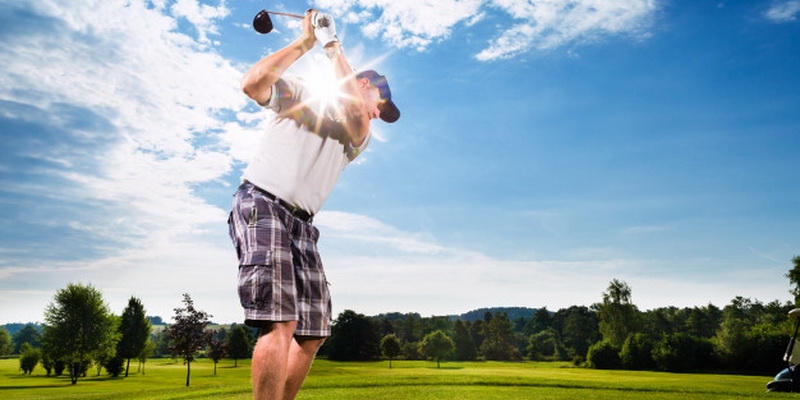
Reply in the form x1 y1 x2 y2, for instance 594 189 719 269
252 321 297 400
283 336 326 400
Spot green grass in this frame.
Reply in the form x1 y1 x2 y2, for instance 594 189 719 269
0 358 789 399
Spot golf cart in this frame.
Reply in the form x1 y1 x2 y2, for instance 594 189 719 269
767 308 800 392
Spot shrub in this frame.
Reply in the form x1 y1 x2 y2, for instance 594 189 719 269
402 341 422 360
104 355 125 377
53 360 66 376
19 345 40 375
526 328 564 361
587 340 621 369
620 333 654 370
739 324 790 374
652 332 714 372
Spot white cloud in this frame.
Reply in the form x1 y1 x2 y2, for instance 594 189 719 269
478 0 658 60
170 0 230 43
765 0 800 22
313 0 658 60
315 0 484 50
0 0 250 321
315 211 787 317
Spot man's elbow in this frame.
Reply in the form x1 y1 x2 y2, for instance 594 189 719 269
241 79 268 104
241 78 256 99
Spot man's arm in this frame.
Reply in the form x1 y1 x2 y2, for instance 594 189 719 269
241 12 317 105
325 41 370 147
312 12 370 146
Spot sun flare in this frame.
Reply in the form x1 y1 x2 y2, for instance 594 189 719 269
300 58 348 116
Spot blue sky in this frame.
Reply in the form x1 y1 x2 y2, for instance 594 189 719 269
1 0 798 324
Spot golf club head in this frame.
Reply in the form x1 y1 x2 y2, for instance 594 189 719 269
253 10 274 34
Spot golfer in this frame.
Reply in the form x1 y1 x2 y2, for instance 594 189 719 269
228 9 399 400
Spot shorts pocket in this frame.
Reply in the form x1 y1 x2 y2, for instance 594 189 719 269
238 260 273 310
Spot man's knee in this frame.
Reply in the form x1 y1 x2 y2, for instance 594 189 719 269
295 336 326 353
256 321 298 340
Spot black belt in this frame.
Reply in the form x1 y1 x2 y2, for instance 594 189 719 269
244 181 314 222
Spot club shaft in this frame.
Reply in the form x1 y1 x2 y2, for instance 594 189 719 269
267 11 304 19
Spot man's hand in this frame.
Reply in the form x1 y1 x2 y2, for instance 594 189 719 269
300 10 317 50
240 10 318 105
312 12 338 48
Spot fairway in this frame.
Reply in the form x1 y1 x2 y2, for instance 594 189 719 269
0 358 786 399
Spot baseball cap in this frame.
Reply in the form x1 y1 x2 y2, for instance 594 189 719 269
356 70 400 123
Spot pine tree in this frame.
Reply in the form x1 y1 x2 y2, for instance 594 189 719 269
117 297 151 377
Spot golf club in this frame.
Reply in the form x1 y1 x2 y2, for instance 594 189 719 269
253 10 303 34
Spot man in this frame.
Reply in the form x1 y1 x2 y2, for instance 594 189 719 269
228 9 399 400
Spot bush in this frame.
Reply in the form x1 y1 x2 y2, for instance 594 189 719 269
104 355 125 377
620 333 654 370
53 360 66 376
19 346 40 374
737 324 790 374
526 329 564 361
587 340 621 369
652 332 714 372
402 341 422 360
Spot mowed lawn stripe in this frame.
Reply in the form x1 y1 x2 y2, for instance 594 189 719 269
0 359 781 400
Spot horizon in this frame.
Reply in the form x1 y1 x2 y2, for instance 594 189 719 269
1 0 799 326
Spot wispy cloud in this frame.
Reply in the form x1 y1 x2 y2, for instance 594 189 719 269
765 0 800 22
1 0 244 242
316 211 784 316
477 0 658 60
0 0 248 321
169 0 230 43
313 0 659 60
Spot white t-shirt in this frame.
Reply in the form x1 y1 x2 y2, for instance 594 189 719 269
243 76 370 214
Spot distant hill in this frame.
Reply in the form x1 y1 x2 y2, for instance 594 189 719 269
459 307 538 322
2 323 42 336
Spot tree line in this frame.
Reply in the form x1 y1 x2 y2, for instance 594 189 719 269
4 256 799 383
318 256 800 375
3 285 257 386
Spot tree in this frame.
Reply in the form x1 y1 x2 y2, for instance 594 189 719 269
652 332 714 372
103 355 125 377
526 328 563 361
92 344 116 376
714 297 757 368
380 334 402 368
0 328 11 357
480 312 518 360
787 255 800 305
206 333 227 375
527 307 553 335
12 324 41 354
137 340 156 375
452 319 477 361
117 296 152 377
225 325 252 367
19 343 40 374
586 340 621 369
555 306 601 359
152 329 171 358
41 349 54 376
327 310 381 361
167 293 212 387
0 327 11 356
597 279 639 348
41 283 120 384
419 330 454 368
619 333 654 370
685 304 722 338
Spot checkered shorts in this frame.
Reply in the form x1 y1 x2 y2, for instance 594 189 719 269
228 182 331 337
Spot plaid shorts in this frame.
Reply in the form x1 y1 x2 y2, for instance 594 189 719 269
228 182 331 337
